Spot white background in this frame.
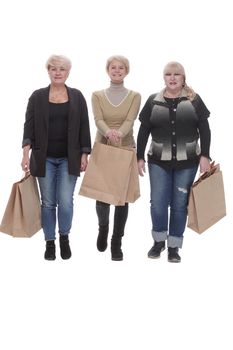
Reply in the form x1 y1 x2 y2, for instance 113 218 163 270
0 0 232 349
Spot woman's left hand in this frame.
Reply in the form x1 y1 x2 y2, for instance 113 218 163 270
80 153 88 172
199 156 211 173
138 159 146 177
106 129 122 144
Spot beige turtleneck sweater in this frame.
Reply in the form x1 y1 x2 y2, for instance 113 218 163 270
92 82 141 147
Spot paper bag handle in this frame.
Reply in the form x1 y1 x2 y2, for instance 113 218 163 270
193 161 220 186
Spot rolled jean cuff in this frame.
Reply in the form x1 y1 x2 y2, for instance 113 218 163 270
167 235 183 248
152 230 168 242
45 235 56 241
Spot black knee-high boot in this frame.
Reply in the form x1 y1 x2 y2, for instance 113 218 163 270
96 201 110 252
111 203 129 261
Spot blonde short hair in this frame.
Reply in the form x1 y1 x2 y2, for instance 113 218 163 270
163 61 186 79
46 54 72 71
106 55 130 74
163 61 196 100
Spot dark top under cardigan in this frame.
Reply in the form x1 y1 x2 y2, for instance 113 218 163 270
22 85 91 177
137 90 211 170
47 101 69 158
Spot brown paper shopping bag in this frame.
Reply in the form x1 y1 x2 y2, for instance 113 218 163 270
187 163 226 233
125 150 140 203
79 142 140 205
0 173 41 237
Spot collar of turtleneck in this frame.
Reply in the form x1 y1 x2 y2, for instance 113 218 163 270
105 82 129 107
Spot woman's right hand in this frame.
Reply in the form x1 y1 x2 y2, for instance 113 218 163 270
138 159 146 177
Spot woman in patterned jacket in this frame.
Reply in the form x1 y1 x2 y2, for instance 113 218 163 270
137 61 211 263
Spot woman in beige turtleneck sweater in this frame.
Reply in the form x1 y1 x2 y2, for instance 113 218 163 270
91 55 141 261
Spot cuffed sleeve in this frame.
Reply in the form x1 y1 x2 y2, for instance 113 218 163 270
22 138 32 148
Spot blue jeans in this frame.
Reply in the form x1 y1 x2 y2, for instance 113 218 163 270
148 163 198 248
37 158 77 241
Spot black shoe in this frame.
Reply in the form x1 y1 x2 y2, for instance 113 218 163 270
148 241 165 259
111 237 123 261
168 247 181 263
111 248 123 261
59 234 72 260
44 240 56 260
97 225 109 252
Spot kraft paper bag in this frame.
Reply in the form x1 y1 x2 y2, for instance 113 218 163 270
0 173 41 237
79 142 140 205
187 163 226 234
125 150 140 203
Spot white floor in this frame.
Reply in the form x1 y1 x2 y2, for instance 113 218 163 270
0 173 231 350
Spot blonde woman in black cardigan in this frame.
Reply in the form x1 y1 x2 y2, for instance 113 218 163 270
21 55 91 261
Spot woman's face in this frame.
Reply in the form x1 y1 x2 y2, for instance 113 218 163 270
48 65 70 85
164 71 184 92
107 60 127 84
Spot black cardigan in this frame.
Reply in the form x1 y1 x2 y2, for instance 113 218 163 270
22 85 91 177
137 92 211 170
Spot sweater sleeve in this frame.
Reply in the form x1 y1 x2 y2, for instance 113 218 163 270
198 119 211 158
118 93 141 136
192 94 210 120
136 95 155 160
22 91 36 148
79 92 92 154
138 94 155 127
136 123 151 161
193 94 211 158
91 92 110 136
